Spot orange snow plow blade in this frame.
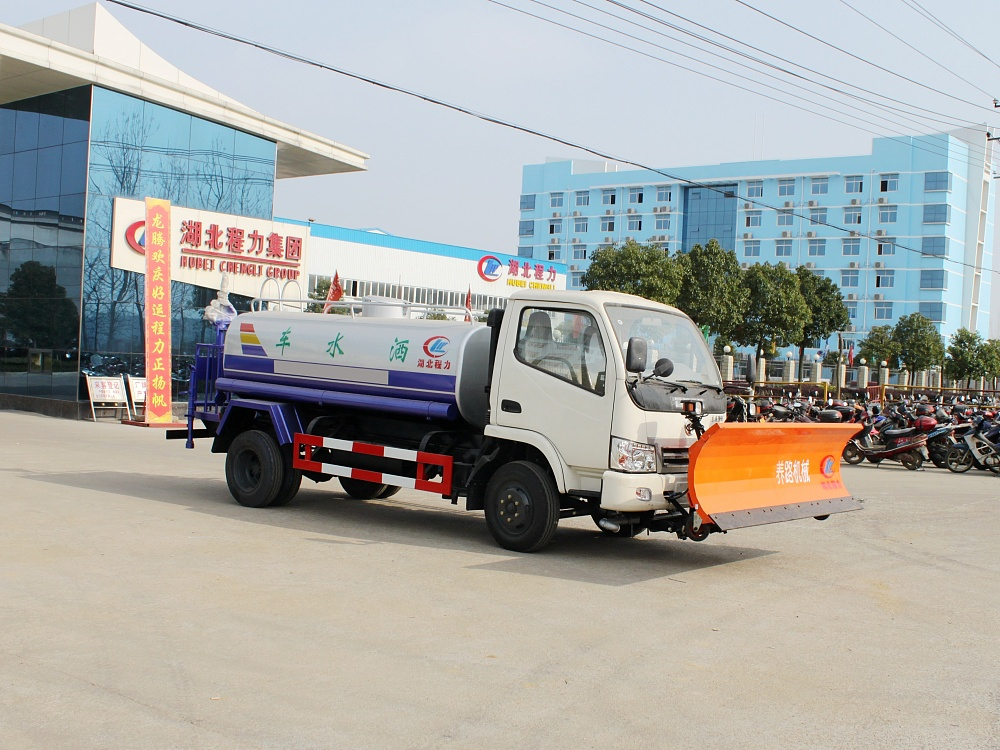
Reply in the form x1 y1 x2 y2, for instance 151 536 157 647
687 423 863 531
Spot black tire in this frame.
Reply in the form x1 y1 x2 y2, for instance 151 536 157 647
946 445 974 473
899 451 922 471
842 442 864 465
269 444 302 507
591 513 646 537
339 476 387 499
484 461 560 552
377 485 402 499
226 430 284 508
983 450 1000 475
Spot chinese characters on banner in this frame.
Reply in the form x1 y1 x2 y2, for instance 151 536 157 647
144 198 173 423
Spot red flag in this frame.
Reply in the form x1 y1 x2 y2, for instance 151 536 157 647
323 272 343 313
847 343 855 367
463 287 473 323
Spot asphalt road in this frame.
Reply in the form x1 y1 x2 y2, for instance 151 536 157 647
1 410 998 749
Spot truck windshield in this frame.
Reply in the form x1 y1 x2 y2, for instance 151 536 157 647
606 304 722 388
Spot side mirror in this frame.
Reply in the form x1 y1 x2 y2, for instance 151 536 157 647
745 353 757 385
653 357 673 378
625 337 647 373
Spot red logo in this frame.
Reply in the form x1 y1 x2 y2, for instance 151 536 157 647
821 455 836 478
423 336 449 358
125 220 146 255
477 255 503 282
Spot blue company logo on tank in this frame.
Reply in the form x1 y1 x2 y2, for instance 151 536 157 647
423 336 450 358
477 255 504 282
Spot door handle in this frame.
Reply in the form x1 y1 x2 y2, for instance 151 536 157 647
501 399 522 413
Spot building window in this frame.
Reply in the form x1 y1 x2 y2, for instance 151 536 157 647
627 216 642 231
520 194 535 210
777 210 793 226
810 208 827 225
574 217 588 233
844 207 862 224
602 189 616 205
925 172 950 191
746 180 763 198
601 216 614 232
811 177 829 195
878 205 897 223
874 302 893 320
923 204 949 223
778 179 795 196
877 238 895 255
745 211 762 227
842 238 860 255
656 185 672 202
775 239 792 256
518 246 533 257
920 270 946 289
549 219 562 235
918 302 944 322
744 240 760 257
875 269 895 288
841 270 859 287
628 187 644 204
573 244 587 260
575 191 590 206
808 239 826 256
845 175 863 193
548 245 561 261
922 236 946 256
880 173 899 192
846 301 858 319
550 192 564 208
571 272 583 287
518 220 534 237
655 215 670 230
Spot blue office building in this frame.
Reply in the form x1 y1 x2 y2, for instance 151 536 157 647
519 131 995 347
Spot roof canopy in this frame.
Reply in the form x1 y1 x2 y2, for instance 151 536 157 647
1 3 368 179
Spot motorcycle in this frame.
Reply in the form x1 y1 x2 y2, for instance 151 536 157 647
842 416 927 470
945 415 1000 474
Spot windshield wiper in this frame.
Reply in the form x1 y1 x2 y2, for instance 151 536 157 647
677 380 723 394
641 374 688 392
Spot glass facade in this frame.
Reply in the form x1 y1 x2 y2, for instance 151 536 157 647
1 84 278 402
0 87 91 400
681 184 737 252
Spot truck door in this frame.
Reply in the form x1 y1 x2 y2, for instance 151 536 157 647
493 305 615 489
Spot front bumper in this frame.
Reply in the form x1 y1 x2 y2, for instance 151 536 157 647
600 470 688 512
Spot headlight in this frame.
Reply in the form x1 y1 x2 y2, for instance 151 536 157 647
610 437 657 473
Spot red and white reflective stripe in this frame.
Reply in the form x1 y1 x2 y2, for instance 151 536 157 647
292 433 453 495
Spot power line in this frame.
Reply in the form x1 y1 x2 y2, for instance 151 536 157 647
834 0 995 100
627 0 988 130
730 0 998 115
101 0 998 281
899 0 1000 75
506 0 990 172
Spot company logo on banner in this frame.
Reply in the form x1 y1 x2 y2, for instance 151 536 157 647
144 198 173 423
477 254 560 290
111 197 309 299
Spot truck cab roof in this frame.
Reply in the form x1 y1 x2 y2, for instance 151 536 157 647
507 289 684 317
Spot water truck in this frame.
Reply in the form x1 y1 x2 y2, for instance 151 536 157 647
171 290 861 552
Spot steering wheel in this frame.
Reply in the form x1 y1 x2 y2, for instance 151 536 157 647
532 355 577 384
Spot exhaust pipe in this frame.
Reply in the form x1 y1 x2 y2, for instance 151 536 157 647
597 517 621 533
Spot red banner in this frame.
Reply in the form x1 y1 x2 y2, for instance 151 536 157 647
144 198 172 423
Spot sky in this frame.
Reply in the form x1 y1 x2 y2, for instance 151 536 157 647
6 0 1000 258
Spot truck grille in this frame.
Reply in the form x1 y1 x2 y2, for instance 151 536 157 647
660 447 689 474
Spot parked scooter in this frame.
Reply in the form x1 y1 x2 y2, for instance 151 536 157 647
842 416 927 470
946 415 1000 474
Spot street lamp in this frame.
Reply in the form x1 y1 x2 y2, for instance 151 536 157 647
860 358 866 366
723 345 731 354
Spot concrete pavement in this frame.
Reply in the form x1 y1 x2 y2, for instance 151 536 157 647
1 410 998 749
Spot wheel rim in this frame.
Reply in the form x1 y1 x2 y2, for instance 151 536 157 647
949 449 973 472
495 483 533 535
234 449 262 491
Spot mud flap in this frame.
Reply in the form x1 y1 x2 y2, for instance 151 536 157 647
687 423 863 531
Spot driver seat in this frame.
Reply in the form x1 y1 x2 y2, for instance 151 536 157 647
523 311 553 364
